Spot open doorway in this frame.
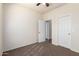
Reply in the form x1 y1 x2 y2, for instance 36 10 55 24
45 20 52 43
38 20 52 43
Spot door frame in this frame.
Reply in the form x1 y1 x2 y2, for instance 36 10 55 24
38 20 52 43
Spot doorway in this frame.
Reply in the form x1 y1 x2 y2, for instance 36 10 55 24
38 20 52 43
45 20 52 43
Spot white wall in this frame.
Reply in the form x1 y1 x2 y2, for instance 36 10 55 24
0 4 2 55
43 4 79 52
3 4 42 51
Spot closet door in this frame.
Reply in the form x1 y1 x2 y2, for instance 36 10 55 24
58 15 71 49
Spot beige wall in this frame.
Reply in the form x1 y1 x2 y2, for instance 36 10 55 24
3 4 42 51
43 4 79 52
0 4 2 55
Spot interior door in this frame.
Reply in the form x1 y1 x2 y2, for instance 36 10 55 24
38 20 45 42
58 15 71 49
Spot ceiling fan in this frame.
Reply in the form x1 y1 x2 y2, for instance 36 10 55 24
36 3 50 7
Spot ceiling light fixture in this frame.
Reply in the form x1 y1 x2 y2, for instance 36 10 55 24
36 3 50 7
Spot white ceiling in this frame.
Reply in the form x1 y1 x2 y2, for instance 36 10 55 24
19 3 66 14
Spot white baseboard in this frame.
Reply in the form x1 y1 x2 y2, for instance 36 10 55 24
70 48 79 53
52 42 58 46
58 45 79 53
3 41 37 52
52 42 79 53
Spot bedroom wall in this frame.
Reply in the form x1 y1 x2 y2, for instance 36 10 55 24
3 4 42 51
0 4 3 55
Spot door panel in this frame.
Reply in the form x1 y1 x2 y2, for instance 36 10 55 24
38 20 45 42
58 15 71 49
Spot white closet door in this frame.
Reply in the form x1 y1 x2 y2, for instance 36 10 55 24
58 15 71 49
38 20 45 42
